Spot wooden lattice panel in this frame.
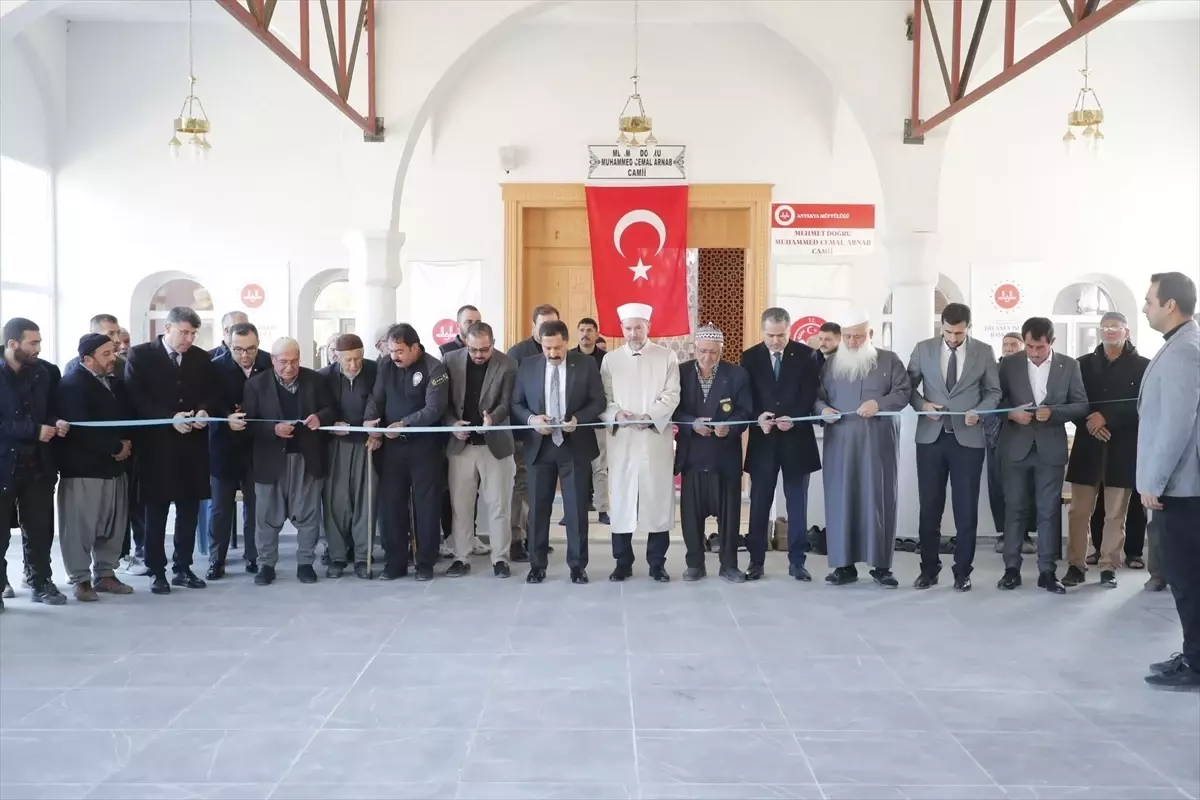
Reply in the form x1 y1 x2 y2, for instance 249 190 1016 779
697 248 747 360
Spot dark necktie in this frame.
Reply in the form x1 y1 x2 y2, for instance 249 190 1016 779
549 365 564 446
170 351 180 369
772 352 782 380
943 346 958 433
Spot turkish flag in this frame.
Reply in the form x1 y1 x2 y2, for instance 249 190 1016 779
585 184 690 337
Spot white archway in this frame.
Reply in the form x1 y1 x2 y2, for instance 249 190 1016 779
296 268 350 367
130 271 218 351
1050 272 1139 357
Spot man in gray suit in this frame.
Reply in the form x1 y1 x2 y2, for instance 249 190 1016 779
444 322 519 579
907 302 1001 591
996 317 1089 593
1138 272 1200 690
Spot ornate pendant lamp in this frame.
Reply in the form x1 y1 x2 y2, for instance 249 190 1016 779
168 0 212 160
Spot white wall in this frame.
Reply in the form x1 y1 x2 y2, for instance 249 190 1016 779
938 19 1200 355
0 40 50 167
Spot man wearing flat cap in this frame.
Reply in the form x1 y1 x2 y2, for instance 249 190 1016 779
1063 311 1149 589
600 302 681 582
54 333 136 601
320 333 379 579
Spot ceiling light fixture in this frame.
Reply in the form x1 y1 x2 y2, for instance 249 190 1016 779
616 0 656 148
169 0 211 160
1062 37 1104 156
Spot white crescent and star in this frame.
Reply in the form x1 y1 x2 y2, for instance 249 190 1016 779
613 209 666 282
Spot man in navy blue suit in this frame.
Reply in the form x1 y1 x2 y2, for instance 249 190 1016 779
674 324 754 582
740 308 822 581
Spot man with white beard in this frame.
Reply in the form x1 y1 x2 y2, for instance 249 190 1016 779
816 312 912 588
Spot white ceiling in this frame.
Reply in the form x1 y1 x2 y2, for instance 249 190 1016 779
52 0 230 23
532 0 752 25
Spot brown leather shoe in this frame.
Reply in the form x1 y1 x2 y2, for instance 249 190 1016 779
74 581 99 602
94 576 134 595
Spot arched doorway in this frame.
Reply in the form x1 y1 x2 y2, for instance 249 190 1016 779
1051 281 1116 357
312 279 355 366
146 277 217 351
880 275 962 350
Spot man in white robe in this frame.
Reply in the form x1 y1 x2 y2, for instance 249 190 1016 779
816 312 912 589
601 302 682 582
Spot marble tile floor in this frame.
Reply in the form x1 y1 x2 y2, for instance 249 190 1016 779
0 534 1196 800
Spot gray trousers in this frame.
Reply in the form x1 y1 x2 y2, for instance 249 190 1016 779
1002 444 1064 574
57 475 128 585
255 454 322 568
323 438 373 564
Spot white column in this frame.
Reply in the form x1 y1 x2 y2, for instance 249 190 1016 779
345 229 404 347
885 232 940 539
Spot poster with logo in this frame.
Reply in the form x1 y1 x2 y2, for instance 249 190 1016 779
969 263 1046 354
771 204 875 256
407 261 483 353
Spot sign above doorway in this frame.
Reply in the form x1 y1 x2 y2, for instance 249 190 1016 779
771 203 875 256
587 145 687 181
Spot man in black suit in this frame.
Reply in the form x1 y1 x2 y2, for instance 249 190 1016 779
740 307 822 581
438 304 481 358
241 337 337 586
123 305 214 595
54 333 136 601
674 324 754 582
206 322 271 580
512 319 605 584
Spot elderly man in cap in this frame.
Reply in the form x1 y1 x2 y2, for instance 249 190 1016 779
55 333 136 601
1064 311 1149 589
320 333 378 579
600 302 681 582
674 323 753 582
816 310 912 588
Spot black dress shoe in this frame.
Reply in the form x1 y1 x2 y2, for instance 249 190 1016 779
870 569 899 589
954 576 972 592
254 565 276 586
649 566 671 583
171 569 207 589
1062 565 1087 587
745 564 765 581
1037 570 1066 594
557 517 567 527
789 564 812 582
997 568 1021 590
825 567 858 586
320 550 331 566
526 567 546 584
151 574 171 595
31 582 67 605
913 572 938 590
570 567 589 584
719 566 747 583
1100 570 1117 588
245 560 258 574
326 561 345 579
296 565 319 584
509 541 530 563
609 565 632 582
1151 653 1185 675
494 561 511 578
597 512 611 525
205 564 224 581
415 565 434 582
682 567 706 582
445 560 470 578
1144 660 1200 690
354 562 373 580
377 567 408 581
547 545 555 554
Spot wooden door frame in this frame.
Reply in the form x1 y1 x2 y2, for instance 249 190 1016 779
502 183 772 350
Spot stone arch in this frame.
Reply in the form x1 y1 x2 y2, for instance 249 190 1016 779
129 270 217 346
296 267 349 366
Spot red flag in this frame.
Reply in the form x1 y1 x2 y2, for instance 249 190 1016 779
585 184 690 337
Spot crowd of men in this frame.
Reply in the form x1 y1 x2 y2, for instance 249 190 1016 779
1 271 1197 690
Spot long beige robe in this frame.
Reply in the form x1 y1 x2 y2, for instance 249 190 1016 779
600 342 681 533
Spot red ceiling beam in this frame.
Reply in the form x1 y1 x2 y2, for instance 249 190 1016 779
907 0 1140 141
214 0 383 140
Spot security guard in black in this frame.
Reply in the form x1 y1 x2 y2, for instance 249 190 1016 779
365 334 449 580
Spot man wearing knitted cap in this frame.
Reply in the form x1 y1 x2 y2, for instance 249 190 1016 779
673 323 753 581
320 333 379 579
816 310 912 588
54 333 136 601
601 302 681 582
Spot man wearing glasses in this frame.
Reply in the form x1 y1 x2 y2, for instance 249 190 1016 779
205 322 271 579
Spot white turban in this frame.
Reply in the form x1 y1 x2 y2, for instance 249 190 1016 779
617 303 653 322
841 308 870 327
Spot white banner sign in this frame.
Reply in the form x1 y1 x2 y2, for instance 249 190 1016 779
771 203 875 256
587 145 687 181
969 263 1046 354
407 260 483 352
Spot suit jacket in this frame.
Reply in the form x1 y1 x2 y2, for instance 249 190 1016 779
1065 342 1148 489
124 338 214 503
1137 319 1200 498
673 360 753 478
997 351 1089 467
65 354 127 380
907 336 1001 448
439 336 466 358
443 348 517 459
511 351 605 464
241 368 338 484
739 341 821 475
507 336 542 365
55 367 132 480
208 350 273 480
319 358 378 443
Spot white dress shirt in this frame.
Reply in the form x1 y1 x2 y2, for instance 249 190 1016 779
543 359 567 419
1028 353 1052 405
940 338 967 383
